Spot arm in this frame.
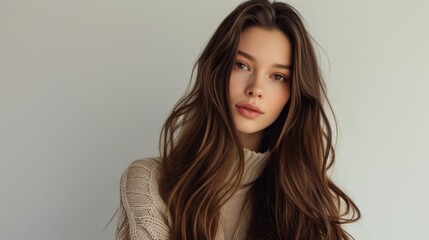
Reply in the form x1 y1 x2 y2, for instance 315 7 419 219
116 159 170 240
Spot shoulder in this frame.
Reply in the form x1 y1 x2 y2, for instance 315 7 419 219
120 157 163 200
119 157 170 238
127 157 161 172
124 157 161 180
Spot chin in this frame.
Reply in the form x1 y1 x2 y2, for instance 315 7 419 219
236 126 264 135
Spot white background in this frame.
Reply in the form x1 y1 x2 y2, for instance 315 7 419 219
1 0 428 239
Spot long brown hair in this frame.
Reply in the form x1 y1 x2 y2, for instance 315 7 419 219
159 0 360 239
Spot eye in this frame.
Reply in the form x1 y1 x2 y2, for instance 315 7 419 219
272 74 288 82
235 61 250 71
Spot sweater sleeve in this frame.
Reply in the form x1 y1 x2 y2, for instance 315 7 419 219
116 158 170 240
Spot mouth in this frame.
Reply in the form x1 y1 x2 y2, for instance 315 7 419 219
235 103 263 119
235 103 263 113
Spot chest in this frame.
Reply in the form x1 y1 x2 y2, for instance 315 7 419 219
217 188 252 240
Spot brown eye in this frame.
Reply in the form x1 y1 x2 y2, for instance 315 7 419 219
272 74 288 82
235 61 249 70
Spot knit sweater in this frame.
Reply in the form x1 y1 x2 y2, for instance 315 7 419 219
116 149 269 240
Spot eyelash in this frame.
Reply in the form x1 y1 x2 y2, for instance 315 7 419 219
235 61 249 70
272 74 288 82
234 61 289 82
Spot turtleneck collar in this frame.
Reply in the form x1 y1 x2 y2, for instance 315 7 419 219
240 148 270 186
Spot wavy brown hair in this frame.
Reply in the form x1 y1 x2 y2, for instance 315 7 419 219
159 0 360 239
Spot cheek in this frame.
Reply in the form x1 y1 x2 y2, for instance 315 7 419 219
265 92 290 122
268 85 291 110
228 75 243 99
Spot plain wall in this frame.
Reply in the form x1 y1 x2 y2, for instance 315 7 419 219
1 0 428 239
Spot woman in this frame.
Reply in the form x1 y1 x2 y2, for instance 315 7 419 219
116 0 360 239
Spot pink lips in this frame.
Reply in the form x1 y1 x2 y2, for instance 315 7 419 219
235 102 263 119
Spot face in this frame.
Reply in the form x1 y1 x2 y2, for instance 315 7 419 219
228 26 292 150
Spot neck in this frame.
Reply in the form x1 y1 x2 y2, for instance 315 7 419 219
238 131 263 152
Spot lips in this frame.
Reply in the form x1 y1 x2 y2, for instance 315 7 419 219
236 102 263 113
235 102 263 119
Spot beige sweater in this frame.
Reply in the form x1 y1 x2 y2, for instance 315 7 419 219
116 149 269 240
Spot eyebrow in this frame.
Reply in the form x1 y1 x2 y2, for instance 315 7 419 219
237 50 292 70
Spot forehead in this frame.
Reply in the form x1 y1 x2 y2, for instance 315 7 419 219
238 26 292 65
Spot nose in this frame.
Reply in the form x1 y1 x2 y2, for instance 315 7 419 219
246 89 262 98
245 73 263 98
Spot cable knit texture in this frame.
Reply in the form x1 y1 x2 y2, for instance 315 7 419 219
116 149 269 240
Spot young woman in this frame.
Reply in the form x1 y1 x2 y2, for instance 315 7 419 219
116 0 360 239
